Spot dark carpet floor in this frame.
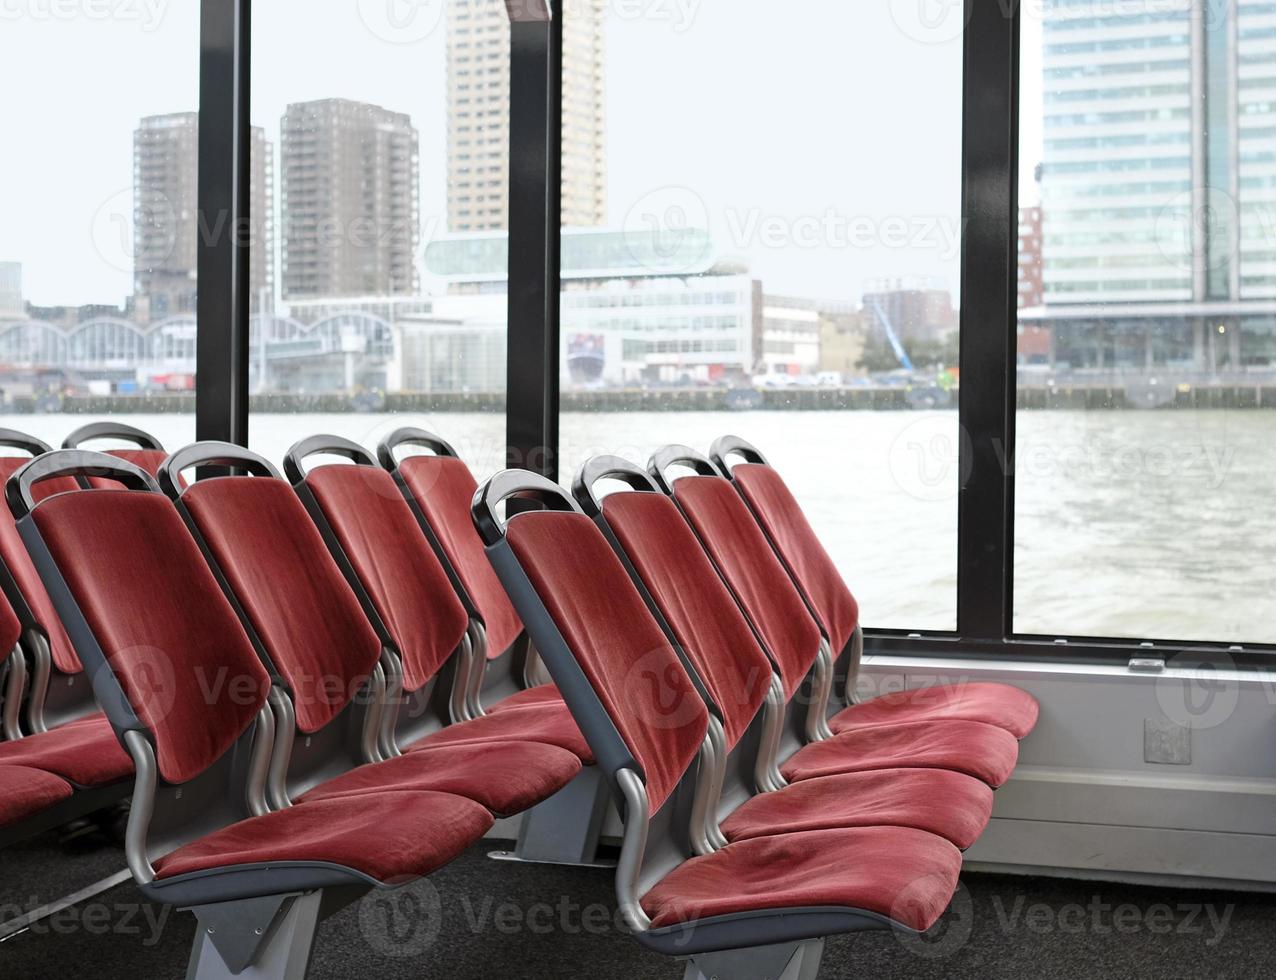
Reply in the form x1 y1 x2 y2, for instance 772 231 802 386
2 830 1272 979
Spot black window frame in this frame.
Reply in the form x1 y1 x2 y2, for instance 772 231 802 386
193 0 1275 666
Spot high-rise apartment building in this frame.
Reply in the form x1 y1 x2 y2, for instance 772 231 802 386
1040 2 1276 306
280 99 420 301
132 112 272 322
446 0 606 231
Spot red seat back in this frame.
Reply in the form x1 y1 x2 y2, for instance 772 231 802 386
304 464 469 692
31 490 270 784
670 476 821 700
505 510 707 813
0 457 82 673
732 463 859 658
397 455 523 657
180 476 382 734
601 491 772 748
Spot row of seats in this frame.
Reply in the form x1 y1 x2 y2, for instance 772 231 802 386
0 420 1038 979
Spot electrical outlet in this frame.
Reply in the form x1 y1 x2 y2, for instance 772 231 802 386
1144 718 1191 765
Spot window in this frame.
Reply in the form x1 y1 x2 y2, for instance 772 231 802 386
556 1 964 630
1014 1 1276 642
248 0 510 476
0 8 198 450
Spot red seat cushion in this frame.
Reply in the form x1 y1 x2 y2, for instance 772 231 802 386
671 476 821 700
396 456 523 657
304 465 470 693
601 491 774 748
406 702 595 764
0 714 132 787
0 457 82 674
0 766 73 828
180 477 382 734
298 740 581 816
720 767 993 850
780 720 1019 789
153 790 492 884
640 825 962 933
32 490 271 785
833 683 1039 740
506 511 709 813
731 463 860 658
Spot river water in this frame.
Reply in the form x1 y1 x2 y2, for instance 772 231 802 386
5 408 1272 645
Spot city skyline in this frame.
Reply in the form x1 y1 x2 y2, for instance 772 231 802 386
2 3 971 310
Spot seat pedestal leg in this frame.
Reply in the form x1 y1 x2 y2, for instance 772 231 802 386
681 939 825 980
489 765 614 866
185 891 323 980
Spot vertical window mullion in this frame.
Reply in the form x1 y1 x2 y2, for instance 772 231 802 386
957 0 1019 640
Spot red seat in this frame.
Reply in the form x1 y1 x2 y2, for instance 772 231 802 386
640 825 962 933
720 767 993 850
729 461 861 660
153 790 492 884
726 455 1040 742
299 740 581 816
833 682 1039 740
0 766 73 828
406 701 595 764
0 713 133 787
302 463 469 693
781 720 1019 789
297 458 593 767
670 475 821 700
396 454 524 658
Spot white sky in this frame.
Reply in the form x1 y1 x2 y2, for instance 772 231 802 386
0 0 1045 309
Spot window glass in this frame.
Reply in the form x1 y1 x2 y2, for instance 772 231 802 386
556 1 964 630
1015 1 1276 641
249 0 511 477
0 7 199 451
